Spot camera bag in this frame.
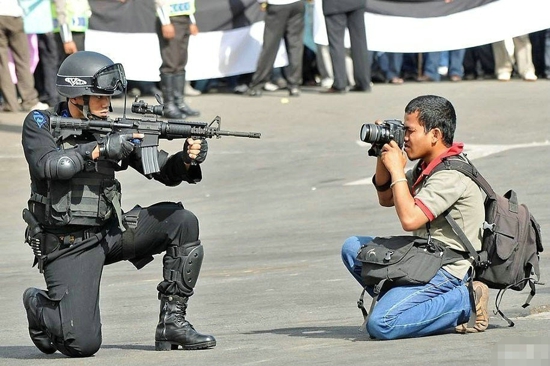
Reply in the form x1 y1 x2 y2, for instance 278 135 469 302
430 156 544 326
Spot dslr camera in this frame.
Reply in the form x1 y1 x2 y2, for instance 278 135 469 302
360 119 405 157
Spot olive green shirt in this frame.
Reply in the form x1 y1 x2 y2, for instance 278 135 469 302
406 165 484 279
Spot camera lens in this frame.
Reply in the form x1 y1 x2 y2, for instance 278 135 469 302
360 124 381 143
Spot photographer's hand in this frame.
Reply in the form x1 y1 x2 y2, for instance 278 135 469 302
380 140 407 177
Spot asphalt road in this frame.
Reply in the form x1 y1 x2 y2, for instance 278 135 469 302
1 79 550 365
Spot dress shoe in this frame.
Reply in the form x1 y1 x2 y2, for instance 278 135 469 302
320 87 346 94
416 75 436 82
288 86 300 97
349 85 371 92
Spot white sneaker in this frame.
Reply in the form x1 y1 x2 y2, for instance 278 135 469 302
497 73 511 81
184 81 201 96
321 78 333 88
31 102 49 110
263 81 279 91
523 72 537 81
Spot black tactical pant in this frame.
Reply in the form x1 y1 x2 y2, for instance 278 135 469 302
28 202 200 357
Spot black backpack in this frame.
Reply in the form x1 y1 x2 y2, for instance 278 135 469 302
431 156 544 326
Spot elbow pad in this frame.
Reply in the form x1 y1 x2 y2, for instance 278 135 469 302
45 151 85 180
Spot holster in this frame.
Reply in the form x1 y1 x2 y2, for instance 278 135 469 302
122 205 154 270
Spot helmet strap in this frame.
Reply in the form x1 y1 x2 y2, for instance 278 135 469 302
82 95 92 119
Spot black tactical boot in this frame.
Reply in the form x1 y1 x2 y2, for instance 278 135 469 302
155 294 216 351
23 288 57 354
160 74 184 119
174 73 200 117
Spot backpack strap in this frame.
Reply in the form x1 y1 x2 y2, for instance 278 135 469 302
357 282 386 336
431 156 497 199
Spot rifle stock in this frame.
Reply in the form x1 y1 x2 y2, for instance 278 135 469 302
50 115 261 174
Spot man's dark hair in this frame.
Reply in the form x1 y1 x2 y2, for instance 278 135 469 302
404 95 456 147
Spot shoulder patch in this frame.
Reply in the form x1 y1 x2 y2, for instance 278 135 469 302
32 111 47 128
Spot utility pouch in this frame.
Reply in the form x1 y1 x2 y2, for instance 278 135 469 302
355 235 465 330
357 236 455 291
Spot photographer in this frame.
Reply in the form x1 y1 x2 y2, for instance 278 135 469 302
21 51 215 357
341 95 489 339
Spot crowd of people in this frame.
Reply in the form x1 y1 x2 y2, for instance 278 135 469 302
1 0 550 113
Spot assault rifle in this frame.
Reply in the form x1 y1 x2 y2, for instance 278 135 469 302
49 99 261 175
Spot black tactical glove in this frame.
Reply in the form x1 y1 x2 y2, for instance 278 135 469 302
99 133 136 161
183 138 208 165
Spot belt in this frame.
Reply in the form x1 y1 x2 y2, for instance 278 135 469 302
56 227 103 247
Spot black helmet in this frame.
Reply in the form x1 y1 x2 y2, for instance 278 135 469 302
56 51 127 98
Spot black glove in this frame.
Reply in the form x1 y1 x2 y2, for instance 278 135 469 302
99 133 136 161
183 138 208 165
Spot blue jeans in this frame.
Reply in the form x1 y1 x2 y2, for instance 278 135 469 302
377 52 404 80
341 236 472 340
423 49 466 80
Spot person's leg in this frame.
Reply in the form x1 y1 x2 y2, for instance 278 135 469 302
24 236 107 357
157 18 184 118
249 4 288 92
513 34 537 80
462 47 477 79
545 29 550 78
111 202 216 351
492 40 513 80
324 12 348 90
386 52 404 83
448 48 466 80
283 1 305 94
477 43 495 78
0 16 20 111
37 33 61 106
346 8 371 90
366 269 471 340
420 52 441 81
8 18 40 110
341 235 374 286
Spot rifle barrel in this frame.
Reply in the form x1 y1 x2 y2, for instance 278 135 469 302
217 130 261 138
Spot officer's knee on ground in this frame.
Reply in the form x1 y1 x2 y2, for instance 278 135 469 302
58 335 102 358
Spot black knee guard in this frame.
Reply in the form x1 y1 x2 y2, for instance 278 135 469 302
162 240 204 296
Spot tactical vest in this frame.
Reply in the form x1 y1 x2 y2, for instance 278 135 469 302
52 0 91 33
29 138 122 228
165 0 195 16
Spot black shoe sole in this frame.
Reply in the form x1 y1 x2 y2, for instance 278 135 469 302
155 340 217 351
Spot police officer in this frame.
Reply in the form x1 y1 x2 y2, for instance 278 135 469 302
155 0 200 119
21 50 216 357
53 0 91 57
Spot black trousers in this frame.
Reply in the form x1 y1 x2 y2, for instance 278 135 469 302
250 1 305 88
34 33 61 107
30 202 200 357
324 8 371 90
157 15 191 75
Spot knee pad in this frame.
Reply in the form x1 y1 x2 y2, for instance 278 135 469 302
163 240 204 292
